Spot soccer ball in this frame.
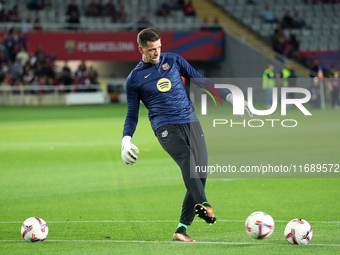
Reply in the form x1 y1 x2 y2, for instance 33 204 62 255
284 218 313 245
245 211 274 239
21 217 49 242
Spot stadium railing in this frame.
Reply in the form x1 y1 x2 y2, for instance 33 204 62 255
0 84 101 95
0 84 110 106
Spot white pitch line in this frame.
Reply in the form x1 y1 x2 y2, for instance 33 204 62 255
1 220 339 224
0 240 339 246
0 142 114 147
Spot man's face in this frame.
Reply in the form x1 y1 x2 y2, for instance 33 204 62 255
139 39 161 64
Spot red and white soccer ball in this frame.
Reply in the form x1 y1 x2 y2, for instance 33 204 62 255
21 217 49 242
245 211 275 239
284 218 313 245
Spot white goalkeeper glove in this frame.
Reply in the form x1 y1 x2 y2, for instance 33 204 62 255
226 93 253 118
121 136 140 165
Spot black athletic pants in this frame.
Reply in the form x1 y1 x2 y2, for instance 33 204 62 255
155 122 208 226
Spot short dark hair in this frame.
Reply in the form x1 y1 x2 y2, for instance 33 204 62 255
137 28 161 48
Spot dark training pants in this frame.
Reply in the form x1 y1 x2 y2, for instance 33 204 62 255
155 122 208 226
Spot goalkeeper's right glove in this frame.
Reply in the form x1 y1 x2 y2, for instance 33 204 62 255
226 93 253 118
121 136 140 165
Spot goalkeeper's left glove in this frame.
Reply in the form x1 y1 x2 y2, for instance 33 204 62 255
121 136 140 165
226 93 253 118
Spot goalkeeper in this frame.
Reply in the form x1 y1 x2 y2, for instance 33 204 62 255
121 28 252 242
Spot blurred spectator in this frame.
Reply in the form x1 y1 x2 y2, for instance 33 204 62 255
31 74 39 85
47 76 58 87
168 0 179 10
12 79 24 95
35 45 45 60
66 11 80 30
3 28 18 62
27 0 45 10
0 5 6 22
37 61 48 78
281 11 296 28
74 61 88 85
88 66 98 84
38 75 48 94
7 5 21 22
59 60 73 85
309 57 322 77
262 64 276 109
33 18 43 31
23 62 34 84
305 0 338 3
116 1 127 23
0 49 6 66
1 62 9 74
66 0 80 18
12 57 24 81
259 4 277 23
16 46 29 66
294 12 306 29
17 31 29 50
33 61 44 77
0 26 107 94
288 34 300 59
328 71 340 109
104 0 117 19
0 1 4 12
86 0 95 16
44 56 57 79
211 16 222 31
272 24 290 57
31 45 45 68
200 16 210 30
44 0 53 11
96 0 104 16
136 16 152 31
310 77 320 108
62 60 71 73
200 16 222 31
22 18 34 33
280 63 291 88
273 24 283 39
86 0 100 17
288 69 299 99
272 34 287 56
177 0 185 9
0 73 11 96
2 72 12 85
183 0 196 16
157 1 172 17
328 63 337 78
0 67 4 83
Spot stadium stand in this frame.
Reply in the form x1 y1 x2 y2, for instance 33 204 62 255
0 0 203 32
210 0 340 52
0 0 208 101
0 0 339 105
0 0 337 52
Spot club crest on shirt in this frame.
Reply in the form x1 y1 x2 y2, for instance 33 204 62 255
162 63 170 70
157 78 172 92
161 130 168 138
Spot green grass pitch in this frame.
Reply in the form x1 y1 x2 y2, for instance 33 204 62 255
0 104 339 255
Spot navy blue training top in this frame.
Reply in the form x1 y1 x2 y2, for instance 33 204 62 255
123 52 229 137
